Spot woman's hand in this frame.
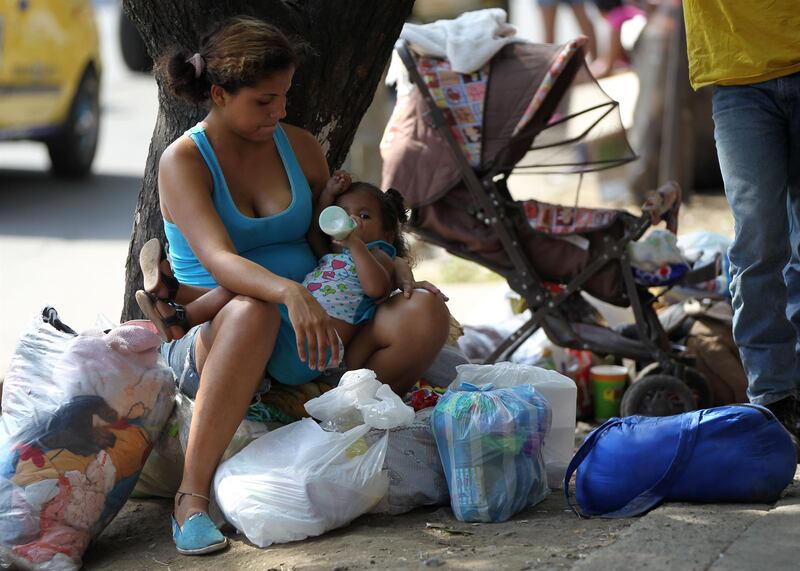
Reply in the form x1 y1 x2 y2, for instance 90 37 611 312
283 283 340 371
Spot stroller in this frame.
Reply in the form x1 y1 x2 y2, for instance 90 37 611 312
381 37 720 417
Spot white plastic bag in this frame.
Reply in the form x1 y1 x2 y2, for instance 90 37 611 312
213 419 388 547
456 362 577 488
304 369 414 430
214 369 415 547
0 309 174 571
627 229 687 271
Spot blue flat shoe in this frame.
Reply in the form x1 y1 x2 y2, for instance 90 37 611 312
172 491 228 555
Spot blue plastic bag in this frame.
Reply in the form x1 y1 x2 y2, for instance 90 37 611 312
565 405 797 518
432 382 552 522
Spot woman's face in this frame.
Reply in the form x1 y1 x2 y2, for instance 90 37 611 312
336 188 394 245
213 66 295 142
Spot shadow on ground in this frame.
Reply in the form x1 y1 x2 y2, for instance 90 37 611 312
0 169 141 240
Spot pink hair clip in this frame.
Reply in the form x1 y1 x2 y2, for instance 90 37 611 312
186 53 205 79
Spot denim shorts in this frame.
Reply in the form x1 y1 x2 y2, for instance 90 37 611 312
160 321 344 399
160 324 272 399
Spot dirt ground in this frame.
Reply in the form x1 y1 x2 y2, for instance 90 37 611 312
83 482 633 571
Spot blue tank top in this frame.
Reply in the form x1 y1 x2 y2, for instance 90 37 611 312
163 122 317 288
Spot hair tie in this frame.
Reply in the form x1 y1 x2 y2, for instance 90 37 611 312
186 53 205 79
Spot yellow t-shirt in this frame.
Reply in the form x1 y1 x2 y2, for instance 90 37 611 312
683 0 800 89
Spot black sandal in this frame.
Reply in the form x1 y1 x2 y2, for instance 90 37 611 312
135 290 189 342
140 238 180 300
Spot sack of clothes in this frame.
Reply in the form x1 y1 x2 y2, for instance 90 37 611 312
0 308 174 571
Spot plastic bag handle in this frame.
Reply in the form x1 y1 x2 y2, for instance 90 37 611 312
42 306 77 336
564 411 702 518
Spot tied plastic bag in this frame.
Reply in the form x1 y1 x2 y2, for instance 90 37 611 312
0 309 174 571
432 380 552 522
213 419 388 547
304 369 415 430
455 362 576 488
214 369 414 547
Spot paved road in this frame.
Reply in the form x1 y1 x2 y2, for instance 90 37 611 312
0 3 157 373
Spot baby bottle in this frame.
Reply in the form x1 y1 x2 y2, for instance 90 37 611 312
319 205 357 240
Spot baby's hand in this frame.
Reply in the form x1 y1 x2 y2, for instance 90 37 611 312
333 217 365 247
324 170 352 197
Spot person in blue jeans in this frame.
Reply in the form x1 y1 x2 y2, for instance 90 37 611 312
684 1 800 454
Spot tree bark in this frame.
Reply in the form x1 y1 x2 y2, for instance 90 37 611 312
120 0 414 321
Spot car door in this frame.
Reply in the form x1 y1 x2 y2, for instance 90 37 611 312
0 0 64 134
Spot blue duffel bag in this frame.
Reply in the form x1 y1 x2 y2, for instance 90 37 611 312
564 404 797 517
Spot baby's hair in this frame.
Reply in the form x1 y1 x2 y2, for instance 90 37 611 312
344 182 410 260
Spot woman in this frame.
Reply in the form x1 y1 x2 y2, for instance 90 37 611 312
153 17 450 555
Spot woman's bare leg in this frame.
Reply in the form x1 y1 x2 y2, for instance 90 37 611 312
174 295 279 525
571 4 597 60
539 5 557 44
346 292 450 395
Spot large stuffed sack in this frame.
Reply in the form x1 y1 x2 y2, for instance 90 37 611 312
565 405 797 518
365 408 449 515
0 309 174 571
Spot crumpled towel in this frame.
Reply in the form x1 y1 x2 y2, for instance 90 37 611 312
387 8 526 95
401 8 520 73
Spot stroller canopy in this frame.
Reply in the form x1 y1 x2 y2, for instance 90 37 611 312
381 38 636 208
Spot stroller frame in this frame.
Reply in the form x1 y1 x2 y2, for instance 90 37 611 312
395 42 717 412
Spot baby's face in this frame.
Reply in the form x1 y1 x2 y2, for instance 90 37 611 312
335 188 390 244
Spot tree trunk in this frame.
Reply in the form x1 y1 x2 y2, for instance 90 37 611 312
120 0 414 321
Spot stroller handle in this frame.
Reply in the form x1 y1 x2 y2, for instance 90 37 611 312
640 181 682 235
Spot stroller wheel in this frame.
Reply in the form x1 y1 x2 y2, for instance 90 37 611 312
635 364 713 409
620 374 697 417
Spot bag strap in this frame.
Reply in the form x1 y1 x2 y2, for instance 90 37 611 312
563 418 622 517
564 411 702 518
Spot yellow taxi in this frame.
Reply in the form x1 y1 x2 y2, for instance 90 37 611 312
0 0 101 177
